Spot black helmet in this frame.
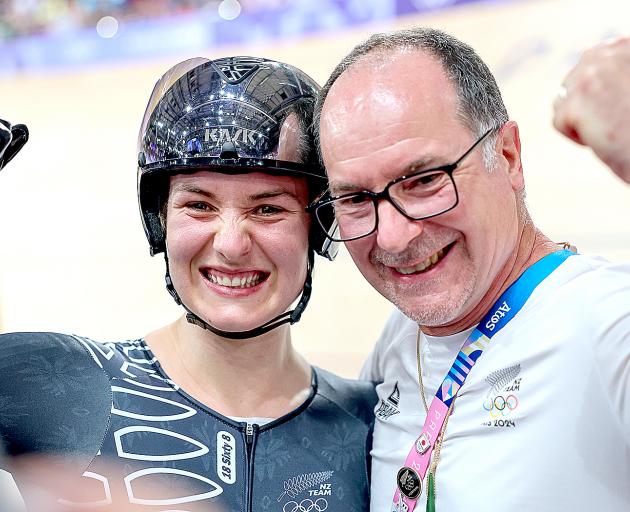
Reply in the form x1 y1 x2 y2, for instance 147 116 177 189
137 56 338 339
0 119 29 172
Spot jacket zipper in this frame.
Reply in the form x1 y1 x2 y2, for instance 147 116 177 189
244 422 258 512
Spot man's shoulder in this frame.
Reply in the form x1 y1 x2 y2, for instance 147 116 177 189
313 367 378 425
374 309 418 353
528 253 630 331
550 253 630 298
359 309 417 381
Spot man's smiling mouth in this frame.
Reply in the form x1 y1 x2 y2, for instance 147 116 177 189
395 243 454 275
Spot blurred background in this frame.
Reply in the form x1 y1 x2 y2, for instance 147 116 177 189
0 0 629 380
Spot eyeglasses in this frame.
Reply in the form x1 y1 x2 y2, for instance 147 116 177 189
308 128 496 242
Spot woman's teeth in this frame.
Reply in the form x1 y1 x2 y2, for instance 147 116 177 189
397 248 445 275
206 272 263 288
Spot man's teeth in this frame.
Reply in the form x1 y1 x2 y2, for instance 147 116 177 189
207 272 262 288
397 248 445 275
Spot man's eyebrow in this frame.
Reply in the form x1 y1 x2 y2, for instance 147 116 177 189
329 182 364 196
329 156 443 195
407 155 443 173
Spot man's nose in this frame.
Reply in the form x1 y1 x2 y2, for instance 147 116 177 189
375 200 424 254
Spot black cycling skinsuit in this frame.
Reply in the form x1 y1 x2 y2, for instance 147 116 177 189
0 333 377 512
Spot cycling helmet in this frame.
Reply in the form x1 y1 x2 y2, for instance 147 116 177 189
137 56 338 339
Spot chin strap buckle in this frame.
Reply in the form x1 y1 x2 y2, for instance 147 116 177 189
185 313 206 329
165 274 182 305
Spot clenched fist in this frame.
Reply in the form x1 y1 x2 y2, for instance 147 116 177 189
553 37 630 183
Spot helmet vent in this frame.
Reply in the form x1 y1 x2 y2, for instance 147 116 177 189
212 57 262 85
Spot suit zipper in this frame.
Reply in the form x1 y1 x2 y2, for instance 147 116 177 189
244 422 258 512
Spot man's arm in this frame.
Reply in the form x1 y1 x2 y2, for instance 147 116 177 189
553 37 630 183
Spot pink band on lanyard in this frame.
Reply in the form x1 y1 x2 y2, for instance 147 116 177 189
393 398 449 510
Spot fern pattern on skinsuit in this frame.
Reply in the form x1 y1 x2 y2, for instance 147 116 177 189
277 471 334 501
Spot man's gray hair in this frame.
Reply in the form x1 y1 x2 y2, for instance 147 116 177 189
313 27 509 169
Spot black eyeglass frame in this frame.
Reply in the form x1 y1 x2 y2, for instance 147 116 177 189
308 127 497 243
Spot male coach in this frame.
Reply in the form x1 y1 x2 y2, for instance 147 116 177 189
310 28 630 511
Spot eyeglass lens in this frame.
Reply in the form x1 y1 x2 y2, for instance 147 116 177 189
316 169 456 242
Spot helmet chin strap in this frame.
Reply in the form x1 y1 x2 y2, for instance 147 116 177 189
163 252 314 340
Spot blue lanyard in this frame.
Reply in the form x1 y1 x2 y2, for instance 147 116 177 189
436 249 574 406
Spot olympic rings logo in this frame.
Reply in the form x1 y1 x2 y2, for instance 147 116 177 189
283 498 328 512
483 394 518 417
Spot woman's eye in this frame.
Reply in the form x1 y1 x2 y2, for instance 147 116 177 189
186 201 212 211
255 205 283 216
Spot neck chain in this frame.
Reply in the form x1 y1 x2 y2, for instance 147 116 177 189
415 327 454 512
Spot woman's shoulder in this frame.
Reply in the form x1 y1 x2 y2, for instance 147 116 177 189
0 332 111 375
0 332 113 463
0 331 108 369
0 332 152 376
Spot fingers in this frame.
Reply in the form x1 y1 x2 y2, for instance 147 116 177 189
552 85 583 146
552 36 630 183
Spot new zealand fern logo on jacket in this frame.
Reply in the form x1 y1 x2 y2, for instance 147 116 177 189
481 363 522 428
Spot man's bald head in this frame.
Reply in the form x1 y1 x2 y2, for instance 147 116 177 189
314 27 509 168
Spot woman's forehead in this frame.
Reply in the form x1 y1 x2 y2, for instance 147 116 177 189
169 171 309 200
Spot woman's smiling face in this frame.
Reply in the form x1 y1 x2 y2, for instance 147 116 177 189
165 171 311 333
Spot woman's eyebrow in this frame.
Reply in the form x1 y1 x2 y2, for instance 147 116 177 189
170 183 215 199
171 184 300 202
248 189 300 201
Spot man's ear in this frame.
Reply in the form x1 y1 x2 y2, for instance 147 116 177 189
497 121 524 192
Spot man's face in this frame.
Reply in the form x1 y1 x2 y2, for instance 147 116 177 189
319 50 524 327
